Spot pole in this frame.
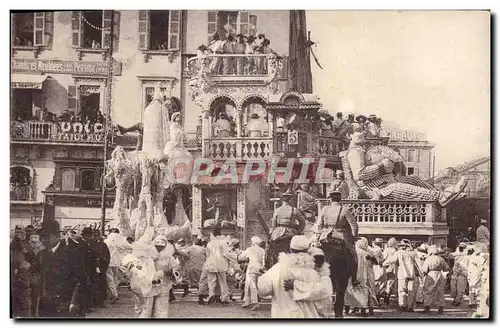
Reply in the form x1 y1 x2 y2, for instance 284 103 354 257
101 11 114 236
432 148 436 181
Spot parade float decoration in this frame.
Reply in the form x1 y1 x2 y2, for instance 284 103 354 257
104 85 193 242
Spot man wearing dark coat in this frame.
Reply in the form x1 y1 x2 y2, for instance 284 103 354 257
91 230 110 308
35 220 86 317
79 227 98 314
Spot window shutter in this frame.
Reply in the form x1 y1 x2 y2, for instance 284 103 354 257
33 12 45 46
71 11 82 47
113 11 120 51
249 14 257 37
168 10 181 50
68 86 77 110
102 10 113 49
43 12 54 48
207 11 217 44
138 10 150 50
239 12 249 35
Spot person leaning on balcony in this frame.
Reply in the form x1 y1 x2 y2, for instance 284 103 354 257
213 113 231 138
222 35 235 75
208 32 224 74
245 35 257 74
234 34 246 75
332 112 346 137
254 34 266 74
245 113 265 137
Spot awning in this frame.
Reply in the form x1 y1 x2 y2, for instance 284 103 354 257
11 74 49 89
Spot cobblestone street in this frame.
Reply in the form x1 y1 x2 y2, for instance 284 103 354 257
87 287 477 319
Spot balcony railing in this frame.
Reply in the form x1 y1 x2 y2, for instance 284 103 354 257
10 184 32 201
204 137 273 160
185 53 285 82
11 121 106 144
317 199 443 224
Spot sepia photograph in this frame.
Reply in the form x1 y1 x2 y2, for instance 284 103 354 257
8 7 491 320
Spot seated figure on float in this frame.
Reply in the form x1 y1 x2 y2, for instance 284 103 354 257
345 132 467 206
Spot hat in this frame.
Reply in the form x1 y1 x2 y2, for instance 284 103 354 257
481 219 487 224
230 238 240 246
251 236 263 245
171 112 182 122
290 235 310 251
387 237 398 247
355 114 367 121
177 238 185 243
369 114 377 120
398 241 407 247
417 243 429 251
219 113 228 119
82 227 93 236
328 190 341 198
236 33 244 38
14 225 24 233
458 242 467 248
374 238 384 244
336 112 343 116
250 113 260 119
335 169 343 175
39 220 60 236
427 245 438 255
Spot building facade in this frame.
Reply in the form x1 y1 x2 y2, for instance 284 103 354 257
386 127 434 180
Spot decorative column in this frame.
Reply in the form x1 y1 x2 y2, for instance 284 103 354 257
236 109 242 138
267 111 274 138
191 185 203 236
201 109 211 157
237 185 246 246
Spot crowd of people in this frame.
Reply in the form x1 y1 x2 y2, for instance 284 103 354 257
11 207 489 318
197 32 279 75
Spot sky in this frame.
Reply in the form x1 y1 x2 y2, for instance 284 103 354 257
306 10 490 173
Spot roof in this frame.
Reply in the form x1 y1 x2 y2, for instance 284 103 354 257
435 156 490 182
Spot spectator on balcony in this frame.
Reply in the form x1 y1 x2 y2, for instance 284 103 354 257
222 35 235 75
275 113 286 132
245 113 266 138
228 116 237 136
208 32 224 74
245 35 257 74
213 113 231 138
332 112 346 136
234 34 246 75
58 109 72 122
367 115 380 138
320 115 334 137
254 34 265 74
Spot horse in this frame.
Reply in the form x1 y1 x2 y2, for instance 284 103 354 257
320 238 352 318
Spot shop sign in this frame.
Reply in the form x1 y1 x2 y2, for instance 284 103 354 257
54 195 114 208
11 59 122 76
56 132 104 143
12 82 43 89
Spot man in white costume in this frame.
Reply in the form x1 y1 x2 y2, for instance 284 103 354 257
239 236 266 310
258 235 333 318
422 245 450 314
204 226 232 304
449 242 469 306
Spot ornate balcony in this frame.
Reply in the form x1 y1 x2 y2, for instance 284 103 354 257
10 120 107 145
316 198 448 237
203 137 273 160
10 184 32 201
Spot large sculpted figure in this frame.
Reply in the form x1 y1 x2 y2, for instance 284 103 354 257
346 132 467 206
109 85 192 242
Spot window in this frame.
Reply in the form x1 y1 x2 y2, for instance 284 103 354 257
407 149 416 162
72 11 114 50
407 167 415 175
79 85 102 121
12 12 50 48
61 169 76 191
81 170 96 191
207 11 258 43
138 77 176 120
138 10 181 51
10 166 32 201
11 89 34 121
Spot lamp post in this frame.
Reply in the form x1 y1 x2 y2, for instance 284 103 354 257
101 11 114 236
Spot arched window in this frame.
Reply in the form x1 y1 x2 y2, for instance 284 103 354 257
241 96 268 137
209 96 237 138
81 170 96 191
61 169 76 191
10 166 32 201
